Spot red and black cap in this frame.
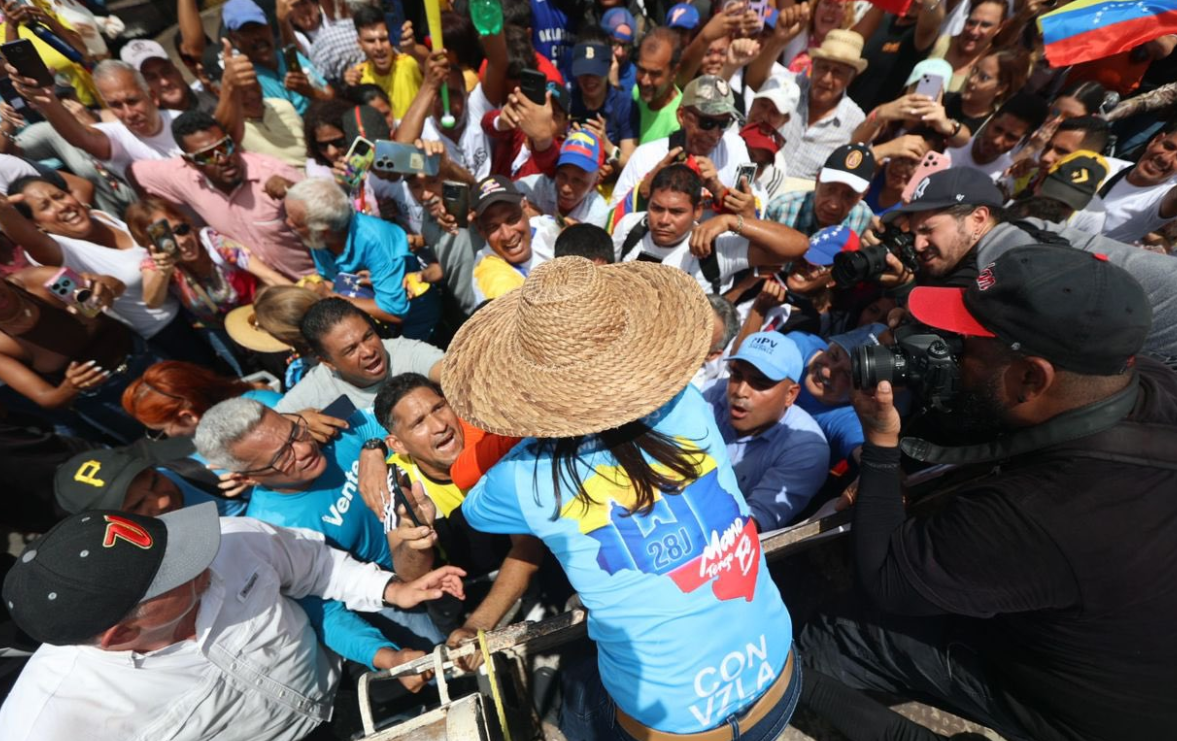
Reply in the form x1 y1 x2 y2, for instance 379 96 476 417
908 245 1151 375
2 502 221 645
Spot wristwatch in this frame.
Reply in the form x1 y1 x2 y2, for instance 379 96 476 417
609 145 621 165
362 438 388 455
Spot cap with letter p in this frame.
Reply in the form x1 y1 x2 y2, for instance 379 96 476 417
54 448 154 514
728 332 804 383
2 502 221 645
907 245 1151 375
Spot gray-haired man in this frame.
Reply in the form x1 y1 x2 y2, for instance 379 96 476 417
285 177 441 341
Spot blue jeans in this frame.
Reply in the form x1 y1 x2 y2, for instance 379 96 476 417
560 642 802 741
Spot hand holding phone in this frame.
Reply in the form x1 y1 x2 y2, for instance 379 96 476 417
373 140 440 176
341 137 375 192
145 219 179 257
519 68 548 106
914 73 943 103
43 266 101 317
442 180 470 228
1 39 55 88
736 163 758 191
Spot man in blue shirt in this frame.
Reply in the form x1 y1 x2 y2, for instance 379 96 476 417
569 41 637 177
222 0 332 117
195 398 444 687
705 331 830 531
285 178 440 341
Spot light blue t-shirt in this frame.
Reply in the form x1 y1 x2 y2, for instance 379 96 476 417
245 407 390 567
463 386 792 733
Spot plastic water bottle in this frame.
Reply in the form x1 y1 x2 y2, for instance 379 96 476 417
470 0 503 36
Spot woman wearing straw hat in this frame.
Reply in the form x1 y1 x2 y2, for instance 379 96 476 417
442 257 799 740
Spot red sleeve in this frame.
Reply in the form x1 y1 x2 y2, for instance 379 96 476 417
481 109 509 139
513 136 562 180
450 419 523 491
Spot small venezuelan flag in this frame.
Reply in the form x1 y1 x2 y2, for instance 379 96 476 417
1038 0 1177 67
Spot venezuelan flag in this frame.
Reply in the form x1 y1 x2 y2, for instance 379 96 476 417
1038 0 1177 67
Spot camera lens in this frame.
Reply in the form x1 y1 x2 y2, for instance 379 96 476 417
74 288 93 304
853 344 891 389
832 245 891 286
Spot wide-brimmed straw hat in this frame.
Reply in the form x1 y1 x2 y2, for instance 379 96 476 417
441 257 713 438
809 29 868 74
224 304 292 353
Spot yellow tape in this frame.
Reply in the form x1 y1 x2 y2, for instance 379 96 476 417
477 628 512 741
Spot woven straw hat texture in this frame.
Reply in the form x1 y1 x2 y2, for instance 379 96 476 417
441 256 713 438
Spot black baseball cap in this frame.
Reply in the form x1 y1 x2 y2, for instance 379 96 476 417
54 448 154 514
473 175 524 217
3 502 221 645
908 245 1151 375
819 143 876 194
572 42 611 78
891 168 1004 217
1039 151 1108 212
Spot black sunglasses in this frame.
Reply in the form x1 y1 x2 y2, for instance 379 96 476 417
691 111 733 131
316 136 348 152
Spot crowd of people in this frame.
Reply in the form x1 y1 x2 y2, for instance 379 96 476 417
0 0 1176 739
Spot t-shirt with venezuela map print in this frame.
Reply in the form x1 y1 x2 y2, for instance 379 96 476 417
463 385 792 733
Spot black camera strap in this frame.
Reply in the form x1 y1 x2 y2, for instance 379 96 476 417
1008 220 1072 247
900 372 1146 466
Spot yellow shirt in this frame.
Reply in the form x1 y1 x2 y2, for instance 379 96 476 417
389 452 466 519
356 54 422 120
1 23 98 106
242 98 307 170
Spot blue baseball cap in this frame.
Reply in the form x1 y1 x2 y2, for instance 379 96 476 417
728 332 804 383
572 42 611 78
601 8 637 42
222 0 268 30
804 225 861 266
558 130 601 174
666 3 701 29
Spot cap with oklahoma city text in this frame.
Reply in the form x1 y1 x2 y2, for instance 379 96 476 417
2 503 221 645
908 245 1151 375
892 168 1003 216
820 144 876 195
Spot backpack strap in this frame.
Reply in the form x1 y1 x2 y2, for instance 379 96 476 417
1009 219 1071 246
699 251 723 293
618 216 650 261
1097 165 1131 199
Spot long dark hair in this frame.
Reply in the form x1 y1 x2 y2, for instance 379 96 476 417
536 420 706 520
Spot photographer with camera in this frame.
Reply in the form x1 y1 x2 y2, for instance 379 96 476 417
869 168 1177 360
800 246 1177 741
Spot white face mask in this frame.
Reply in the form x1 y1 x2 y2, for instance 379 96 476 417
134 581 199 645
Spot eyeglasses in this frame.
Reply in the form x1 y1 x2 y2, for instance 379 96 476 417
238 415 312 476
690 110 733 131
183 137 236 166
171 222 193 236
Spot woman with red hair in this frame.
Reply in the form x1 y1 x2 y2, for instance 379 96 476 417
121 361 281 439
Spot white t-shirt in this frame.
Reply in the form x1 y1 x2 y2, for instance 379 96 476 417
611 129 752 208
515 173 610 227
611 211 751 292
1068 195 1107 234
422 84 494 181
0 153 38 193
34 212 179 338
945 141 1014 182
1100 168 1177 243
95 109 184 179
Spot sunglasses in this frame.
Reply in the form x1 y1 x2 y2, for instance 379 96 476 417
690 111 734 131
183 137 236 166
171 222 193 236
316 136 348 152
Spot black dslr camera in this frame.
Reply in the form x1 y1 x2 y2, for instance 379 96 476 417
851 325 963 412
831 225 919 286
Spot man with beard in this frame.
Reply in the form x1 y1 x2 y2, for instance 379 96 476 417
798 245 1177 741
944 92 1048 181
129 111 313 280
1091 120 1177 243
878 167 1177 360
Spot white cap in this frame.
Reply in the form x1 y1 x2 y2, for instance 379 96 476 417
119 39 170 71
751 79 801 119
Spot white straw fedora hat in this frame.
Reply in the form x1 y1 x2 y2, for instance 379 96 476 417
809 29 868 74
441 257 713 438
